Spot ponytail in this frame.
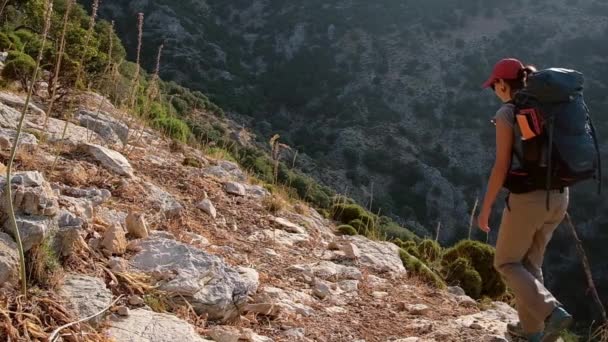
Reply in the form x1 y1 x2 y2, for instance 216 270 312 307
507 64 537 96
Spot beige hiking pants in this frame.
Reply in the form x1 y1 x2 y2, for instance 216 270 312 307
494 188 569 334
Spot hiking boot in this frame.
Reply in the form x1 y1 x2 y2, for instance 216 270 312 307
527 332 543 342
541 307 573 342
507 321 526 338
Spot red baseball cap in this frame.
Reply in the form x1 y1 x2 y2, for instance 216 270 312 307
482 58 525 88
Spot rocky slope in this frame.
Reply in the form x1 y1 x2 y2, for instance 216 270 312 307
0 90 526 341
80 0 608 327
83 0 608 243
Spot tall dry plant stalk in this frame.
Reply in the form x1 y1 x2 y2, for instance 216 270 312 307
269 134 288 185
565 213 607 323
468 197 479 240
123 12 144 151
49 0 98 176
87 20 116 143
42 0 74 139
127 42 163 154
0 0 10 19
128 12 144 112
6 0 53 297
435 221 441 242
368 181 374 212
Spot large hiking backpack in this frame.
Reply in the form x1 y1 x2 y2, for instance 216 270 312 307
504 68 602 208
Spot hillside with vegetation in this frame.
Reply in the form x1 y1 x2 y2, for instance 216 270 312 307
3 0 597 341
83 0 608 333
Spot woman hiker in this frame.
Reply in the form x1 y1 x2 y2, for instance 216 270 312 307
477 58 573 342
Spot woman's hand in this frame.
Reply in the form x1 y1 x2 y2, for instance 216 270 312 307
477 209 491 233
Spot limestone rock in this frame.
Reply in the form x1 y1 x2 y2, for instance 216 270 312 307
130 237 255 321
84 144 134 177
224 181 246 196
102 224 127 255
196 198 217 219
126 212 148 238
0 232 18 286
107 308 213 342
59 274 112 327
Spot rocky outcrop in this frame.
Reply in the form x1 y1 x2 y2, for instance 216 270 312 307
59 274 113 327
129 237 256 321
83 144 134 177
107 308 214 342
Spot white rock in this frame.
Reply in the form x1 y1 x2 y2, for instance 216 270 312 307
456 295 477 308
116 306 130 316
240 328 274 342
76 109 128 144
209 326 240 342
102 224 127 255
448 286 466 296
202 160 246 181
258 286 315 317
372 291 389 299
246 184 270 198
128 295 145 306
182 232 211 246
272 217 306 234
0 92 46 118
313 279 331 299
84 144 134 177
197 198 217 219
339 242 361 260
224 181 246 196
108 257 128 273
0 232 18 286
3 215 54 251
0 171 58 217
237 266 260 294
343 235 405 274
338 280 359 292
59 274 112 327
130 237 255 321
125 212 148 238
107 308 213 342
144 182 184 218
30 117 102 143
407 304 430 316
248 229 309 247
0 128 37 150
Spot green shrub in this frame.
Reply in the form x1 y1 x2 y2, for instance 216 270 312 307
399 249 445 288
318 209 331 219
379 219 418 242
441 240 506 299
0 32 12 51
417 239 441 263
5 32 23 51
2 51 36 88
152 116 191 142
337 224 358 236
349 218 370 235
443 257 482 299
331 203 367 224
13 30 51 59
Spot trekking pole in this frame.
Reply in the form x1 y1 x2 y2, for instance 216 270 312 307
565 212 607 323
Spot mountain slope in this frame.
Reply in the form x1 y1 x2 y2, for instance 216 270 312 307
0 89 526 341
85 0 608 242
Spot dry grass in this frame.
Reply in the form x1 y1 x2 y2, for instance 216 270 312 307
0 290 110 341
592 323 608 342
263 194 286 214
